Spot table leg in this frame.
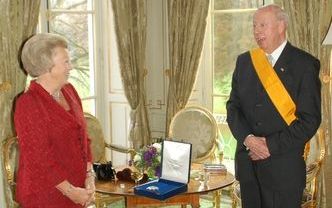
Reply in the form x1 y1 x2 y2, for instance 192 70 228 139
191 194 200 207
126 196 136 208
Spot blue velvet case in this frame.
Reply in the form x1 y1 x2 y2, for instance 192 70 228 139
134 140 192 200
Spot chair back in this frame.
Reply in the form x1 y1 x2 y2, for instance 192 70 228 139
168 106 220 162
84 112 136 164
2 136 19 207
84 112 107 163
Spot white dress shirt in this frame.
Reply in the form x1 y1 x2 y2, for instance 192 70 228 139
266 40 287 66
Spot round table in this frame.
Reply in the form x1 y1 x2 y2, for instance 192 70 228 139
95 163 235 208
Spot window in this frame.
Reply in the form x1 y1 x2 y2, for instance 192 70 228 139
39 0 97 114
211 0 273 159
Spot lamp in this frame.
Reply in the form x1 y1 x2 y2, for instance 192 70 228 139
322 19 332 45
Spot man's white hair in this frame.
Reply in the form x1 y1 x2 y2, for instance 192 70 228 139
257 4 289 27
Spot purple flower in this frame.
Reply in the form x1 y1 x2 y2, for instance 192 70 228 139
143 151 152 161
128 159 133 166
134 143 162 179
155 165 161 177
149 147 157 156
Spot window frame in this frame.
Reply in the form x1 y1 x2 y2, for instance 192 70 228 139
38 0 110 131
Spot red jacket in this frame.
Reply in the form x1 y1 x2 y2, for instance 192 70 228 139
14 81 92 207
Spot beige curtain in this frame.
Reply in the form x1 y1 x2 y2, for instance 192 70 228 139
112 0 151 149
165 0 210 134
276 0 332 207
0 0 40 206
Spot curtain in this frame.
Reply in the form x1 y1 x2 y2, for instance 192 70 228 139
112 0 151 149
0 0 41 207
276 0 332 207
165 0 210 135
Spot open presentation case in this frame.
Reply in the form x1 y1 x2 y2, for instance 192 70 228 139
134 140 192 200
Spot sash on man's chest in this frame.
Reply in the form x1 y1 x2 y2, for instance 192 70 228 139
250 48 297 126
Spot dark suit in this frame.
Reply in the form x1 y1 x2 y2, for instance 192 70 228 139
226 42 321 208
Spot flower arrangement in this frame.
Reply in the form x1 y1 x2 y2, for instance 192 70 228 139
132 143 162 179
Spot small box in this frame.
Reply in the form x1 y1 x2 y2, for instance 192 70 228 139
203 163 227 174
134 140 192 200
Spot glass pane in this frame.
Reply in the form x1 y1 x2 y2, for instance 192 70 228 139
213 96 229 114
49 13 94 99
213 11 257 112
82 99 96 115
218 123 237 160
214 0 263 10
48 0 90 10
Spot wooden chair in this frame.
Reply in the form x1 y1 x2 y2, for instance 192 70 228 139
168 105 224 207
84 112 136 208
231 127 326 208
2 136 20 208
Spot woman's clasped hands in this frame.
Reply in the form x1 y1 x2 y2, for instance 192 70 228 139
67 185 95 207
57 177 95 207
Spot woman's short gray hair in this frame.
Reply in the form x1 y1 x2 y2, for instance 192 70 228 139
21 33 68 77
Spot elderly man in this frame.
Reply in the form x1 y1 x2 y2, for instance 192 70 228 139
227 4 321 208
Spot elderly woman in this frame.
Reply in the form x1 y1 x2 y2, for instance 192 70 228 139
14 33 95 207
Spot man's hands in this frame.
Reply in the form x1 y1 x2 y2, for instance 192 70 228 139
244 135 271 160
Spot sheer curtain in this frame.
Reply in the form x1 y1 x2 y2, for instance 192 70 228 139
112 0 151 149
0 1 40 206
276 0 332 207
165 0 210 134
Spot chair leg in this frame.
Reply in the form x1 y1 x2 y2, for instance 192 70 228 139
231 193 237 208
232 201 237 208
214 190 221 208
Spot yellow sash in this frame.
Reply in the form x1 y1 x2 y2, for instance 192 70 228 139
250 48 297 126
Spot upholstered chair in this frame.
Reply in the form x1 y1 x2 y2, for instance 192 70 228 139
231 127 326 208
168 105 223 163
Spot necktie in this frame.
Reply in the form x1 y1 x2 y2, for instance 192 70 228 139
267 54 274 66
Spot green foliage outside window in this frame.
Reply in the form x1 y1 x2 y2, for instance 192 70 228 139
49 0 94 98
46 0 95 113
